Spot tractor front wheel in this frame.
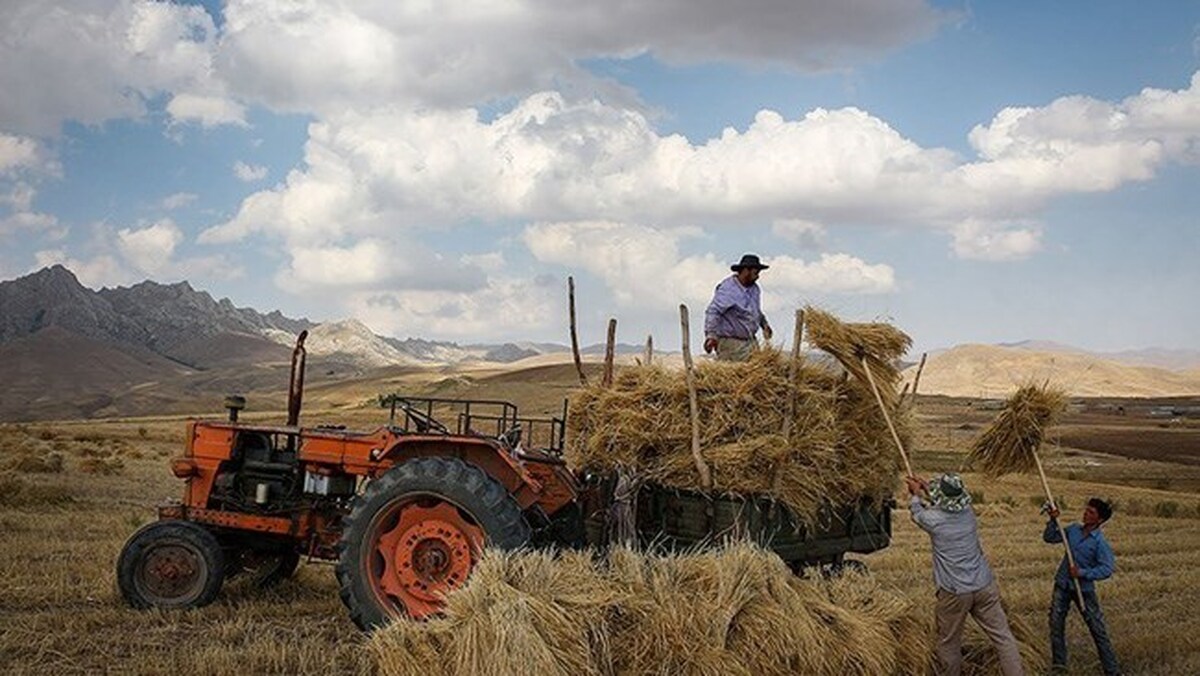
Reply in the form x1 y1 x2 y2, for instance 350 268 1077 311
117 520 226 610
336 457 530 629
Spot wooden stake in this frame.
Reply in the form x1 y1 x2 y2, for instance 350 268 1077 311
770 309 806 503
861 356 914 478
568 276 587 386
602 318 616 388
905 352 927 407
1033 450 1087 609
644 334 653 366
780 309 805 443
680 304 712 489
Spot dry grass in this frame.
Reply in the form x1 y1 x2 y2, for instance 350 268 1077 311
566 346 906 523
2 383 1199 675
371 543 949 676
968 384 1068 477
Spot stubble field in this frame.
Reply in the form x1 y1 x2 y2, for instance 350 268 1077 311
2 387 1199 675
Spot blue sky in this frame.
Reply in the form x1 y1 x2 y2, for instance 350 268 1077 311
1 1 1197 355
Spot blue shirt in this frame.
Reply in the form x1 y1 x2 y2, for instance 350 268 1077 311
704 275 767 341
910 496 996 594
1043 520 1115 592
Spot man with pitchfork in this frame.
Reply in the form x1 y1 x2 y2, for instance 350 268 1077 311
906 473 1024 676
1043 498 1120 675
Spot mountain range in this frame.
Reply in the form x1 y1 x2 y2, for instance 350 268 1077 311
0 266 1197 421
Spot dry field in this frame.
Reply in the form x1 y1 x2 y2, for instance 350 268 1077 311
2 387 1199 674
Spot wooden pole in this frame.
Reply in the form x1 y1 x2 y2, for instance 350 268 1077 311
861 356 914 478
1033 450 1087 609
602 318 616 388
644 334 653 366
680 304 712 489
780 309 805 443
769 309 806 505
568 276 587 386
905 352 928 407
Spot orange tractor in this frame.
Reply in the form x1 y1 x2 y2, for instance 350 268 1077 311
118 333 893 628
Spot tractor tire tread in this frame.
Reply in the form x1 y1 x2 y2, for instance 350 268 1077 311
334 456 529 630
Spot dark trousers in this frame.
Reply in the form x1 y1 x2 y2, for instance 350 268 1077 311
1049 583 1120 675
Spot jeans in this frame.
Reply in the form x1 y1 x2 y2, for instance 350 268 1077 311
1049 583 1120 675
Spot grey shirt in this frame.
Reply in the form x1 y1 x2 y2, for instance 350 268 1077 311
910 496 995 594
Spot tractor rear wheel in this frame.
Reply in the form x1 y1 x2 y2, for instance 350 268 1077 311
336 457 530 629
117 520 226 610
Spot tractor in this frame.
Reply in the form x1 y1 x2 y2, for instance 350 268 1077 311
117 332 893 629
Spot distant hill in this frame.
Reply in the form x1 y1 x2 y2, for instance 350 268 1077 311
903 344 1200 398
0 265 314 369
1002 340 1200 372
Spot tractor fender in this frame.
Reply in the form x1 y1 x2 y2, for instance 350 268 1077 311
375 437 543 510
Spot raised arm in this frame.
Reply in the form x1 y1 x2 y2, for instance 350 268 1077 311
1043 517 1063 543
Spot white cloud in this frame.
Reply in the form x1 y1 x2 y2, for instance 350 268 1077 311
1 210 60 238
116 219 184 273
460 252 506 273
766 253 896 293
215 0 946 114
233 161 268 182
0 0 228 136
524 220 718 307
772 219 827 249
950 220 1042 261
167 93 247 128
346 274 560 341
160 192 198 210
275 238 488 293
523 220 894 319
34 249 130 288
207 73 1200 266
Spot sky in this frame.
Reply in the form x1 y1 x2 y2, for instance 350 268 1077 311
1 0 1197 355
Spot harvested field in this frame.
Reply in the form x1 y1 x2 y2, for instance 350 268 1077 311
3 366 1200 674
1054 425 1200 466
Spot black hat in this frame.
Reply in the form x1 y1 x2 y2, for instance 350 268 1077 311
731 254 769 271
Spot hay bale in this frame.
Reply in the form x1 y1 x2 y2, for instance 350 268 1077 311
968 384 1067 477
566 342 906 523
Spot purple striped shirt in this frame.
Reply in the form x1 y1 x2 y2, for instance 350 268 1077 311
704 275 767 340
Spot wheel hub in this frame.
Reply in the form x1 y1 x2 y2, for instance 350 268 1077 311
372 501 484 619
140 544 203 600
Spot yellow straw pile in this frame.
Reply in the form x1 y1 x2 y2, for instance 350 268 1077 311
565 309 912 523
369 544 1045 676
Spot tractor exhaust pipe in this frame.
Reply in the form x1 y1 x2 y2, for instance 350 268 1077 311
287 330 308 427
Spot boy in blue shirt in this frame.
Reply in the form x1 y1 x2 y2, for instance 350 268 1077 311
1043 498 1120 675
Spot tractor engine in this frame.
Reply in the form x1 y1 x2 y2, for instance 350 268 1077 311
210 431 304 513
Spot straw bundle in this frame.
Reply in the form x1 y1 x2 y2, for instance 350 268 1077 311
803 307 911 408
968 383 1067 477
370 544 1042 676
566 346 906 523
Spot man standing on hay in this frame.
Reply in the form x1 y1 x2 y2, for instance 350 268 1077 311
905 473 1024 676
703 253 773 362
1043 498 1120 676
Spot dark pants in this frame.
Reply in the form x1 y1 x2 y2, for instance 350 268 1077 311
1049 584 1120 675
